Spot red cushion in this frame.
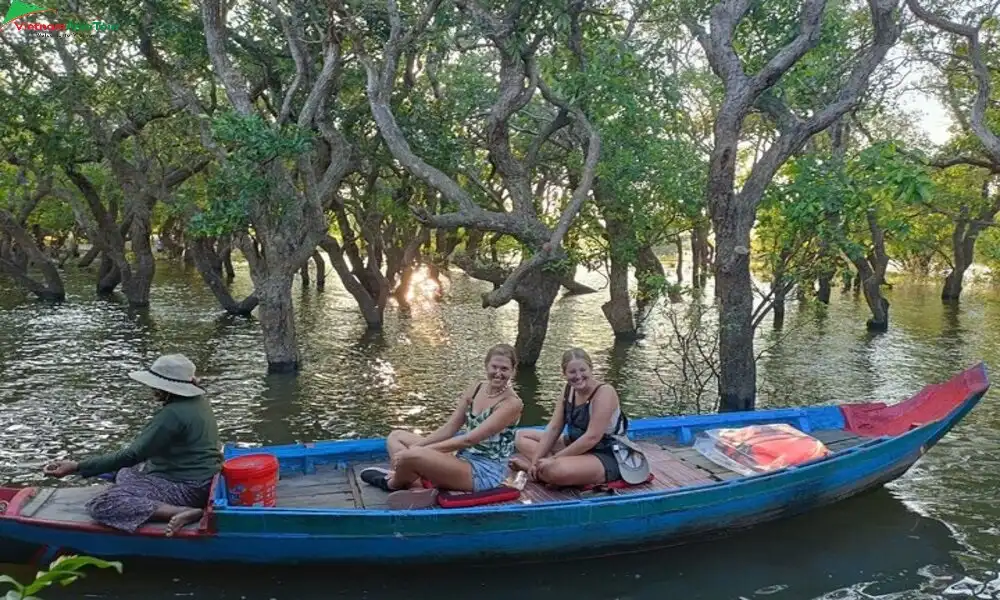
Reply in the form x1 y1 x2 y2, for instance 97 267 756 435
582 473 655 491
419 478 521 508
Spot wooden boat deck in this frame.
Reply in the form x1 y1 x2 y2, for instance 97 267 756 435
14 429 871 521
273 429 869 509
15 485 198 533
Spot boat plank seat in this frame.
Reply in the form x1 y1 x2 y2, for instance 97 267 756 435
15 485 199 533
659 444 744 481
26 486 106 523
809 428 868 451
638 441 717 488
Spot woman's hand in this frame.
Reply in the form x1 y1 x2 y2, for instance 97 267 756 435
43 460 78 478
391 447 424 470
532 457 555 480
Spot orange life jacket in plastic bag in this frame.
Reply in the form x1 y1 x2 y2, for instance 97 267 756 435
712 424 830 472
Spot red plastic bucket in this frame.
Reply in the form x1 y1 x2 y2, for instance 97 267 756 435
222 454 279 507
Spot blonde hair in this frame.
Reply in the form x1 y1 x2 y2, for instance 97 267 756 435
561 347 593 373
485 343 518 370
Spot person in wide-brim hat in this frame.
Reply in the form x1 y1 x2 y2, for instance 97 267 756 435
43 354 222 536
128 354 207 398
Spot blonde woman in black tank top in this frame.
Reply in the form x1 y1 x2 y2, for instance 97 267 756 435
511 347 626 486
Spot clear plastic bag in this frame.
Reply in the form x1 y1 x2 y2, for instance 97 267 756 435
693 423 830 476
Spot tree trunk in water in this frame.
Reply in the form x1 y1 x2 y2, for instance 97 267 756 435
161 217 184 259
78 245 100 268
222 246 236 280
709 121 756 412
691 230 702 288
635 244 665 306
257 271 299 373
601 217 637 339
319 237 386 328
394 264 417 308
190 238 258 316
714 224 756 411
817 275 832 304
773 289 786 329
0 210 66 301
674 235 683 284
312 250 326 290
863 280 889 331
602 252 637 340
426 262 444 299
847 257 889 331
942 219 976 303
514 270 561 367
97 254 121 295
66 233 79 258
691 221 711 289
120 212 155 308
942 266 967 303
299 261 311 287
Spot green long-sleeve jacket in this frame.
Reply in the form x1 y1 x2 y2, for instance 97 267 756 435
77 396 222 482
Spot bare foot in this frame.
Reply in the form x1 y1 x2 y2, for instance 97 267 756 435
165 508 203 537
509 455 532 472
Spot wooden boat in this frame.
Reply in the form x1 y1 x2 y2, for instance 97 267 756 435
0 363 988 565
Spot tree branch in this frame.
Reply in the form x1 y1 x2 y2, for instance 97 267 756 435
479 74 602 308
740 0 901 208
907 0 1000 163
745 0 828 100
201 0 254 114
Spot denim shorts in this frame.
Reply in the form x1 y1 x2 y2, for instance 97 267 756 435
457 450 509 491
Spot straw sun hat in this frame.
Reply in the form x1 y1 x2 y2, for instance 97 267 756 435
128 354 206 397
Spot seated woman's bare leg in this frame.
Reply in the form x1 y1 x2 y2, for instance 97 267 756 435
386 430 426 459
510 430 565 472
389 447 475 492
536 454 606 487
360 430 429 491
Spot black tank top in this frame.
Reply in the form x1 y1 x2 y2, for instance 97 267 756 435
563 383 628 452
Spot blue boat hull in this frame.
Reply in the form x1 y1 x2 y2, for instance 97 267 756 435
0 363 987 565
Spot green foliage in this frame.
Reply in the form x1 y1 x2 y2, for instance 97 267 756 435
540 6 706 272
756 140 936 287
191 113 313 238
27 197 76 236
735 0 865 109
0 555 121 599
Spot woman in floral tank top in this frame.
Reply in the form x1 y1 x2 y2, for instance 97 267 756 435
360 344 523 508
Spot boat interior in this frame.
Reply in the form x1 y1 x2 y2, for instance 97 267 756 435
2 427 871 528
242 428 871 511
